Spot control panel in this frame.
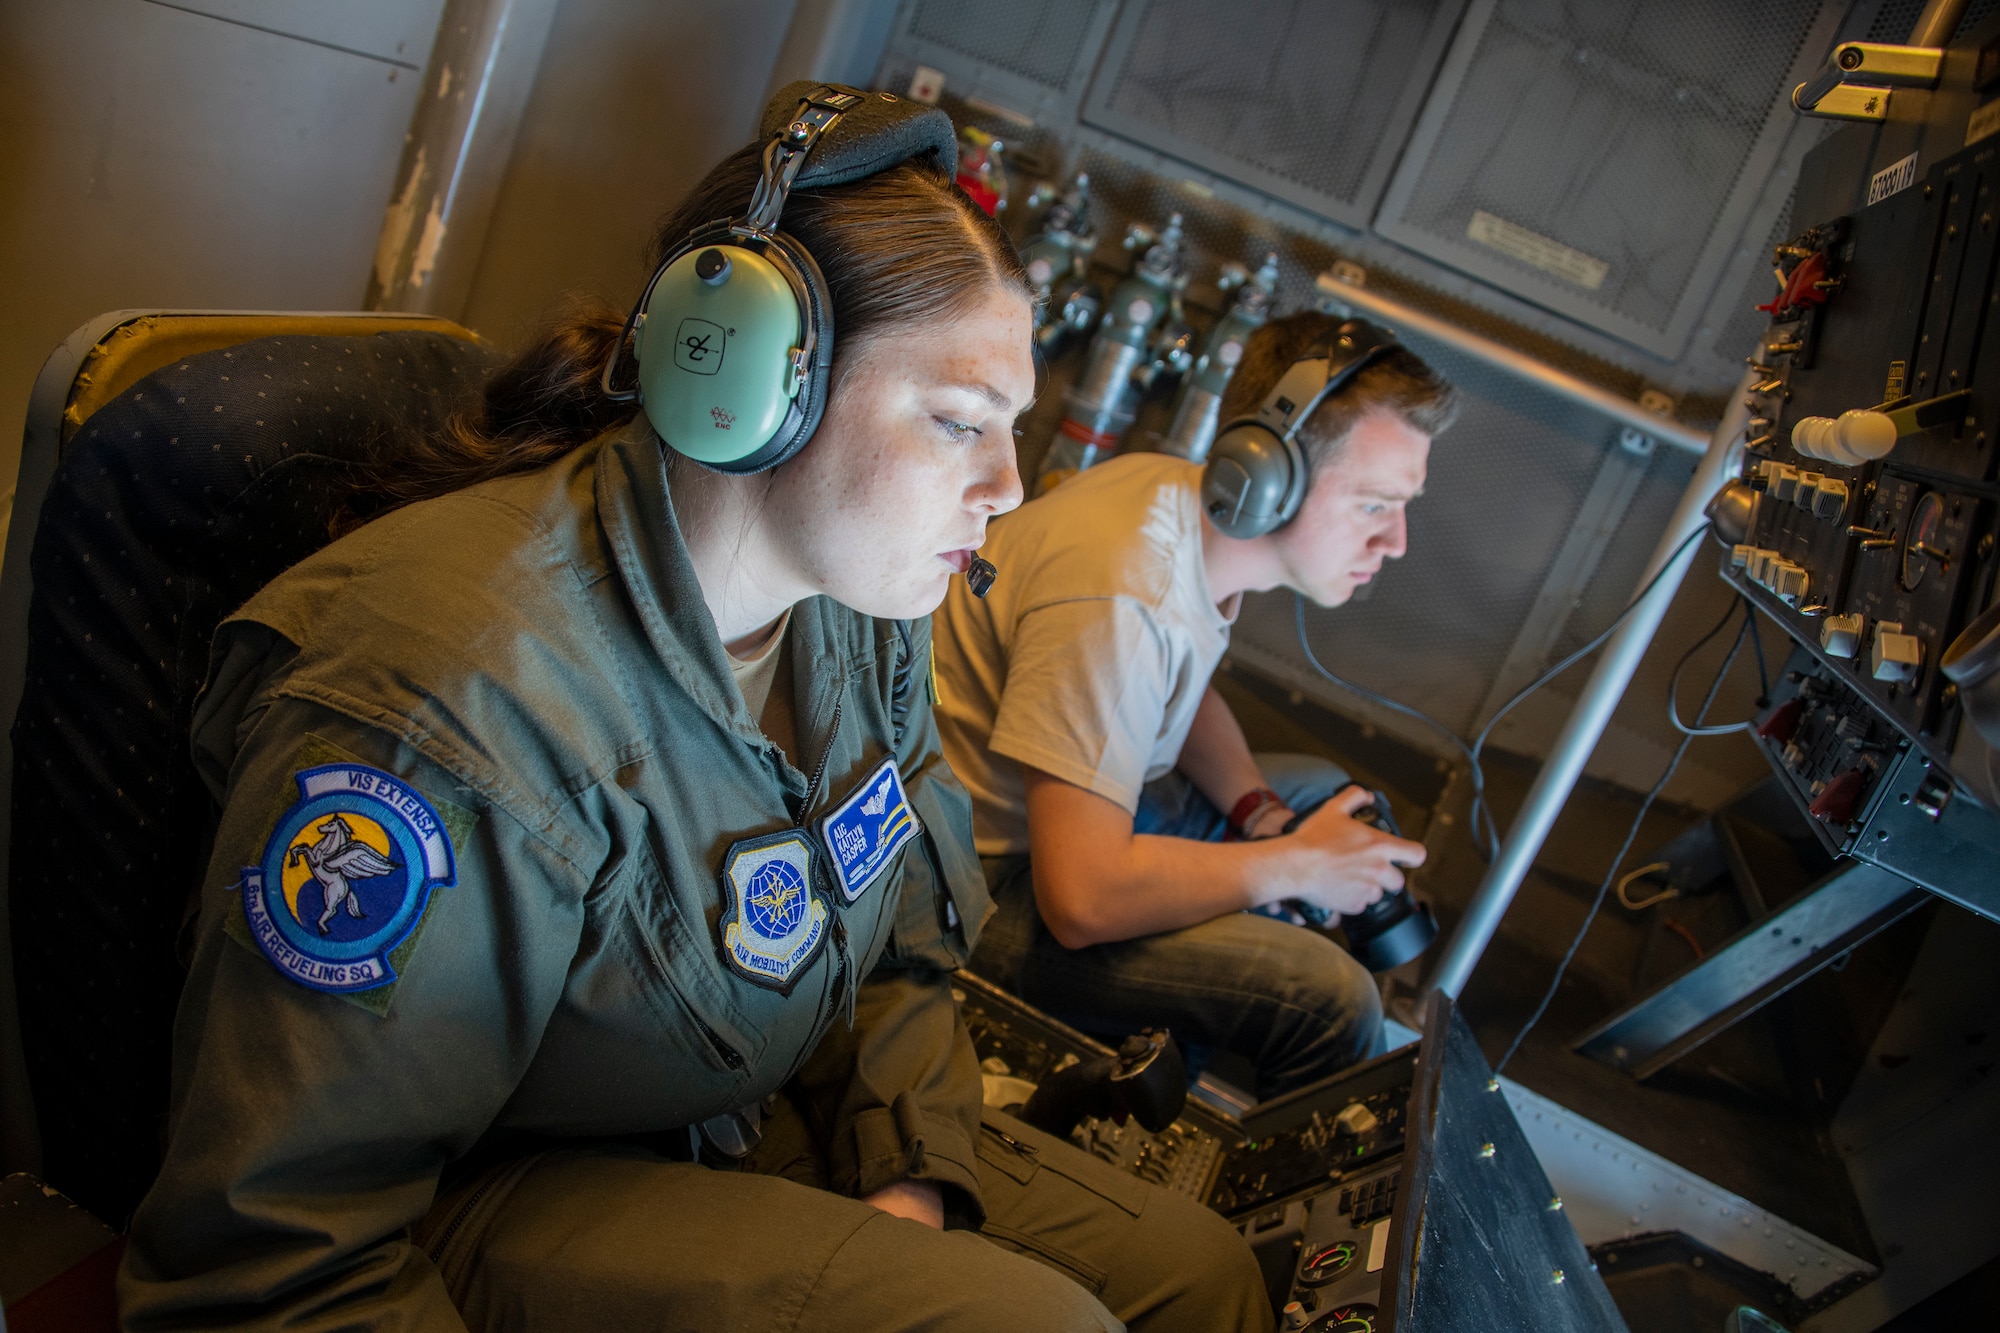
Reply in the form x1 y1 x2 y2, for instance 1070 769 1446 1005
953 971 1421 1326
1728 130 2000 818
1750 642 2000 920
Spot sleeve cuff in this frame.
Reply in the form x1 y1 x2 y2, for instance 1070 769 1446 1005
843 1094 985 1229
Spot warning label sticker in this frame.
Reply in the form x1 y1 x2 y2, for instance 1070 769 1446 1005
1466 211 1610 291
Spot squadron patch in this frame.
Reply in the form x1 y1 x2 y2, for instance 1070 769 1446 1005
718 829 829 991
817 757 922 904
237 763 456 993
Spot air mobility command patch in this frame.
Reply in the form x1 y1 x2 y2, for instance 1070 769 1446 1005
718 829 829 992
817 757 922 904
236 760 456 995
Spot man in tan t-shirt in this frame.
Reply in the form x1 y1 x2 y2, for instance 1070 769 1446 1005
933 311 1456 1097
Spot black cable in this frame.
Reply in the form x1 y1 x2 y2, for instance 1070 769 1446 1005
1291 594 1479 767
1291 522 1716 862
1667 595 1756 737
1492 601 1750 1075
1747 602 1772 708
1460 522 1716 857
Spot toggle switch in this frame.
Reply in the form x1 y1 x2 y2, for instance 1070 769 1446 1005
1820 612 1864 659
1770 465 1802 502
1756 698 1802 742
1793 471 1825 508
1809 768 1866 825
1870 621 1923 682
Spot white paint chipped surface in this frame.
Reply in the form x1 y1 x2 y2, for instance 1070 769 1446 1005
1502 1079 1874 1301
1378 1018 1871 1301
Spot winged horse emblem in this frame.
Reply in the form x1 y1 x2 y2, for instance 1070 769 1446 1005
287 814 399 934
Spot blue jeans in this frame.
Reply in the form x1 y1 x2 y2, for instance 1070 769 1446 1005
970 753 1384 1100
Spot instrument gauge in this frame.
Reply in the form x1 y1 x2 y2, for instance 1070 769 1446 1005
1306 1303 1378 1332
1299 1240 1358 1284
1901 491 1944 590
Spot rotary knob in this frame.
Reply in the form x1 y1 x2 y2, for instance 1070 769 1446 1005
1870 621 1923 683
1812 477 1850 520
1820 612 1864 659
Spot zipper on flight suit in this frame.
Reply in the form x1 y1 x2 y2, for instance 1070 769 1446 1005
767 698 852 1089
798 698 860 1029
692 1009 746 1070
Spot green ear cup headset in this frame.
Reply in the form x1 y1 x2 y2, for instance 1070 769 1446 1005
1201 319 1403 539
601 84 955 474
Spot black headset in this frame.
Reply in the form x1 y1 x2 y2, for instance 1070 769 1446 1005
1201 319 1403 539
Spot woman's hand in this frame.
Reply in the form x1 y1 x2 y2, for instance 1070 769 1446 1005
862 1179 945 1229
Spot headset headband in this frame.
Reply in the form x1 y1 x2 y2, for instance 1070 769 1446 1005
1257 321 1404 443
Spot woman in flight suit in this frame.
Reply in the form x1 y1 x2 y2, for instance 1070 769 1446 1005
117 84 1270 1333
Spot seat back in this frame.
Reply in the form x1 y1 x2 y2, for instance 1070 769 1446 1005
0 311 491 1224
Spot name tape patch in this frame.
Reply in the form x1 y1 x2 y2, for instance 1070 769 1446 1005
718 829 829 992
238 763 455 993
818 757 922 904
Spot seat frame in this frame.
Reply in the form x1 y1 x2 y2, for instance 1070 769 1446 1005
0 309 477 1181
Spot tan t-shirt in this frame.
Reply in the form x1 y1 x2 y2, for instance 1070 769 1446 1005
933 454 1237 856
729 608 795 759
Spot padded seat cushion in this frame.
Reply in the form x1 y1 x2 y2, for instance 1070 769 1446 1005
9 329 492 1225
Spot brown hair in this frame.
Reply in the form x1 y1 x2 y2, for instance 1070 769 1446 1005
342 142 1029 525
1220 311 1458 472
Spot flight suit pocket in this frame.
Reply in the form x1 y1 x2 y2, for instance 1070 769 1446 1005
974 1109 1150 1297
974 1109 1148 1216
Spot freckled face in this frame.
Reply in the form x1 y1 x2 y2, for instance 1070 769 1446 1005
762 287 1033 619
1271 410 1430 608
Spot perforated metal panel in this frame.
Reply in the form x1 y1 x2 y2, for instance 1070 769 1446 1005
1079 0 1468 229
1233 331 1632 737
1376 0 1845 358
906 0 1104 89
1866 0 2000 41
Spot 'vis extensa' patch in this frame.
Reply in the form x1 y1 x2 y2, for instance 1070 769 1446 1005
237 763 456 994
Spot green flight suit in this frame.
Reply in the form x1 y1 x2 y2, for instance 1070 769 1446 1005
117 429 1270 1332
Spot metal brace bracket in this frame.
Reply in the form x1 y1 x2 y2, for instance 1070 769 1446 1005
1793 41 1946 122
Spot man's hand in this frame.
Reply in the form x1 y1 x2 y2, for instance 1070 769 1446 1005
862 1179 945 1229
1266 786 1427 919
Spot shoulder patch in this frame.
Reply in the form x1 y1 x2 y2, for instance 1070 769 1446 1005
817 757 923 904
236 761 456 994
718 829 829 992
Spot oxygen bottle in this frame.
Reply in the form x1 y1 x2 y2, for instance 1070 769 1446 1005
1159 252 1279 462
1017 174 1100 359
1035 213 1185 496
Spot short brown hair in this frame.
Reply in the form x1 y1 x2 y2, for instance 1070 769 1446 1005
1220 312 1458 472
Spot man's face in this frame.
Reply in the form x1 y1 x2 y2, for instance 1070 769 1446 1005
1269 409 1431 607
